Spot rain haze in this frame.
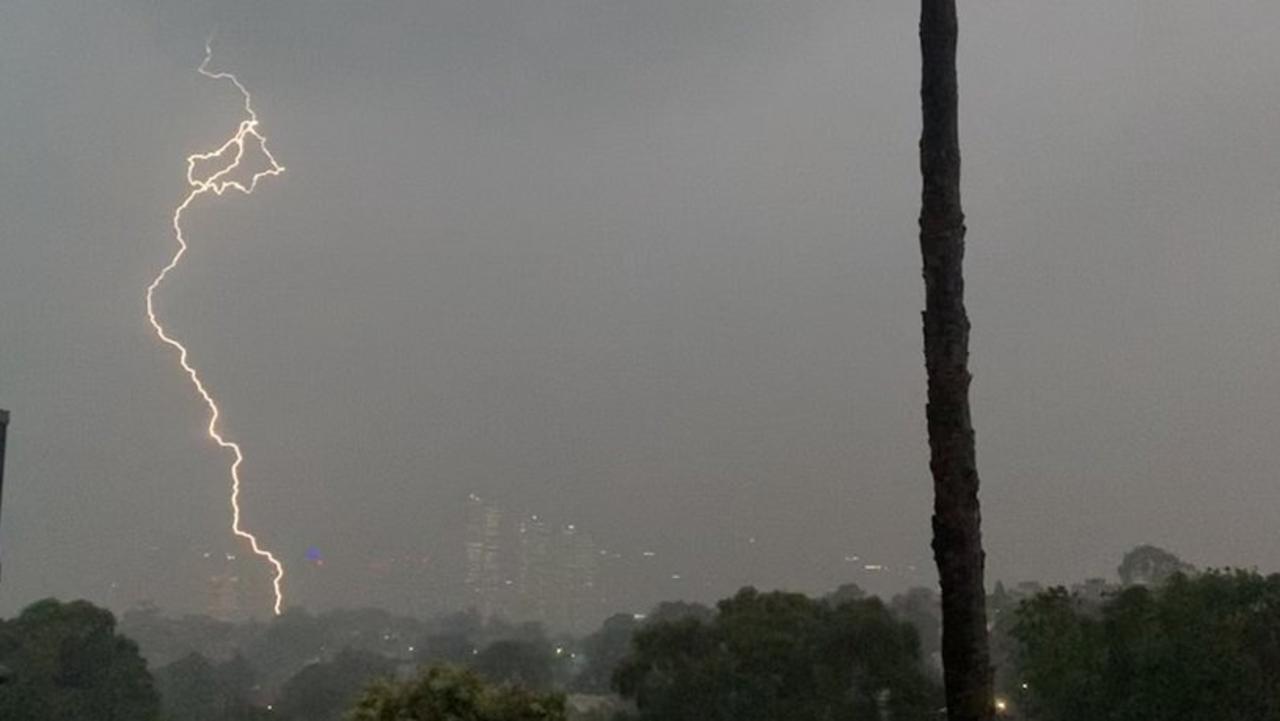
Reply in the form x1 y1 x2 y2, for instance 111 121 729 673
2 0 1279 623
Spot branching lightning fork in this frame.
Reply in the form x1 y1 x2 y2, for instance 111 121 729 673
145 42 287 615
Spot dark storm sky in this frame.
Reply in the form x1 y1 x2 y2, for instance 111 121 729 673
3 0 1280 617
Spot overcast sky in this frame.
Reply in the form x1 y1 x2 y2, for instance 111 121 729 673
2 0 1280 618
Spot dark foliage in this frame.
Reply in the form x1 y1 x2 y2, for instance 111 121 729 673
1012 570 1280 721
0 599 161 721
275 647 398 721
614 587 939 721
350 665 567 721
154 652 268 721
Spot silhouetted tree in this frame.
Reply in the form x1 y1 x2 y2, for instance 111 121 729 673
572 613 639 693
890 587 942 663
0 599 161 721
241 608 328 691
154 652 267 721
824 582 869 606
416 631 478 666
1012 571 1280 721
276 648 397 721
642 600 713 626
917 1 993 719
118 604 241 669
1116 544 1194 587
615 588 938 721
473 639 556 691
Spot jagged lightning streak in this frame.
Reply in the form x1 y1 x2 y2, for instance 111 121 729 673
145 42 287 615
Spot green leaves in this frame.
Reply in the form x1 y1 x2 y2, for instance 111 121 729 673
347 665 567 721
1011 571 1280 721
0 599 161 721
614 587 940 721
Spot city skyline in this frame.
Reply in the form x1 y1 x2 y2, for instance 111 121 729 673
73 488 936 625
464 494 601 633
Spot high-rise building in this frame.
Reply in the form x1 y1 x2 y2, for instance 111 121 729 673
462 496 605 631
207 573 243 622
544 524 600 634
463 494 504 617
561 524 600 634
514 514 553 623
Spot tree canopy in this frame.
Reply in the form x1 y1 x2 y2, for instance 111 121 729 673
349 665 567 721
1116 544 1194 587
153 652 267 721
614 587 939 721
276 647 398 721
0 599 161 721
572 613 639 694
1012 570 1280 721
473 639 557 691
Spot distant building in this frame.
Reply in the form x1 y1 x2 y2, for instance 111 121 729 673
462 496 603 631
557 524 600 635
514 515 553 622
207 573 244 622
463 495 504 617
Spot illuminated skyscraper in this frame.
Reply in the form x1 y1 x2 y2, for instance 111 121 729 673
550 524 600 634
462 496 604 631
463 494 504 617
514 515 553 621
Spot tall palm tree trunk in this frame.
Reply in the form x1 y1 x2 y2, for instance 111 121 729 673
918 2 993 720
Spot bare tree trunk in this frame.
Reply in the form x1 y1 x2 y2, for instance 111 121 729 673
917 2 993 720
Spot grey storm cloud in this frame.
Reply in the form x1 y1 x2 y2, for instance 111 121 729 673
2 0 1279 617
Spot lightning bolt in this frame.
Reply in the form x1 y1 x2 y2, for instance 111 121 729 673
145 41 287 615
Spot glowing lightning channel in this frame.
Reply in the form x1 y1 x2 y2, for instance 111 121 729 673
145 41 287 615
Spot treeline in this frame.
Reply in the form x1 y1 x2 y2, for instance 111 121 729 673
4 545 1274 721
0 584 940 721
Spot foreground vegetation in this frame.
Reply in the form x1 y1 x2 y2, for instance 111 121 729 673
6 546 1278 721
1011 570 1280 720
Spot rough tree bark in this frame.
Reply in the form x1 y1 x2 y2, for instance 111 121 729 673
917 2 994 720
